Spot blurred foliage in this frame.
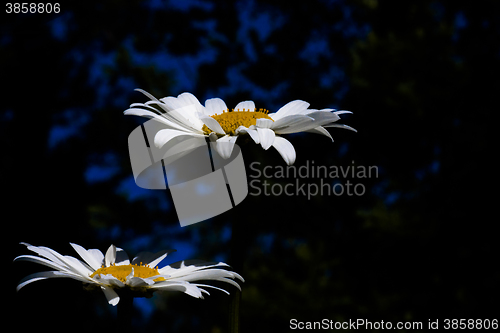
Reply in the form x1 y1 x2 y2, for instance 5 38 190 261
2 0 499 332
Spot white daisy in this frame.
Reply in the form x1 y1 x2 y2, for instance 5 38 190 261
14 242 244 306
124 89 356 165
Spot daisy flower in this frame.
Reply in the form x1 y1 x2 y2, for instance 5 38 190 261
124 89 355 165
14 242 244 306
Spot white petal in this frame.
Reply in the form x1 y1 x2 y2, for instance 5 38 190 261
22 243 92 277
182 284 204 298
70 243 102 271
166 268 240 283
160 96 183 110
147 252 170 269
16 271 91 291
132 249 176 267
14 255 73 274
135 88 160 101
16 272 57 291
150 280 186 289
197 286 212 296
115 247 130 266
94 274 125 287
148 101 204 132
200 116 226 134
175 94 205 128
158 92 204 118
235 126 260 144
127 276 156 287
192 283 229 295
22 243 67 267
274 111 340 134
126 267 135 281
268 100 310 121
158 261 229 277
101 285 120 306
153 281 204 298
209 277 242 291
334 110 352 115
272 136 296 165
175 92 205 113
307 108 334 113
105 245 116 266
323 123 358 132
159 93 205 128
159 92 203 113
204 98 228 116
62 255 94 276
154 128 204 149
305 126 333 141
255 118 273 129
158 266 243 293
125 268 158 288
88 249 104 267
123 108 158 118
234 100 255 112
212 135 238 159
124 108 191 132
256 128 275 150
305 110 340 124
270 114 313 133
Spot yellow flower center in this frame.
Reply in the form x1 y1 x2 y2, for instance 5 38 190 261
90 263 165 283
202 108 274 136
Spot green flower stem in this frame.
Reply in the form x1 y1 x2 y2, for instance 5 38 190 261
229 216 244 333
228 289 241 333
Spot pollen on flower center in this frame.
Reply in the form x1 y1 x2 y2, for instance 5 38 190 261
90 263 165 283
203 108 273 135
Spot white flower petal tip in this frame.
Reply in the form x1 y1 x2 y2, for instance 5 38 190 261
256 128 276 150
272 136 296 165
134 88 160 101
205 98 228 116
105 244 116 266
15 242 243 305
234 100 256 111
334 110 353 115
101 286 120 306
306 126 334 141
324 124 357 132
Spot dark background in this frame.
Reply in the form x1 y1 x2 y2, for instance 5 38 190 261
2 0 499 332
